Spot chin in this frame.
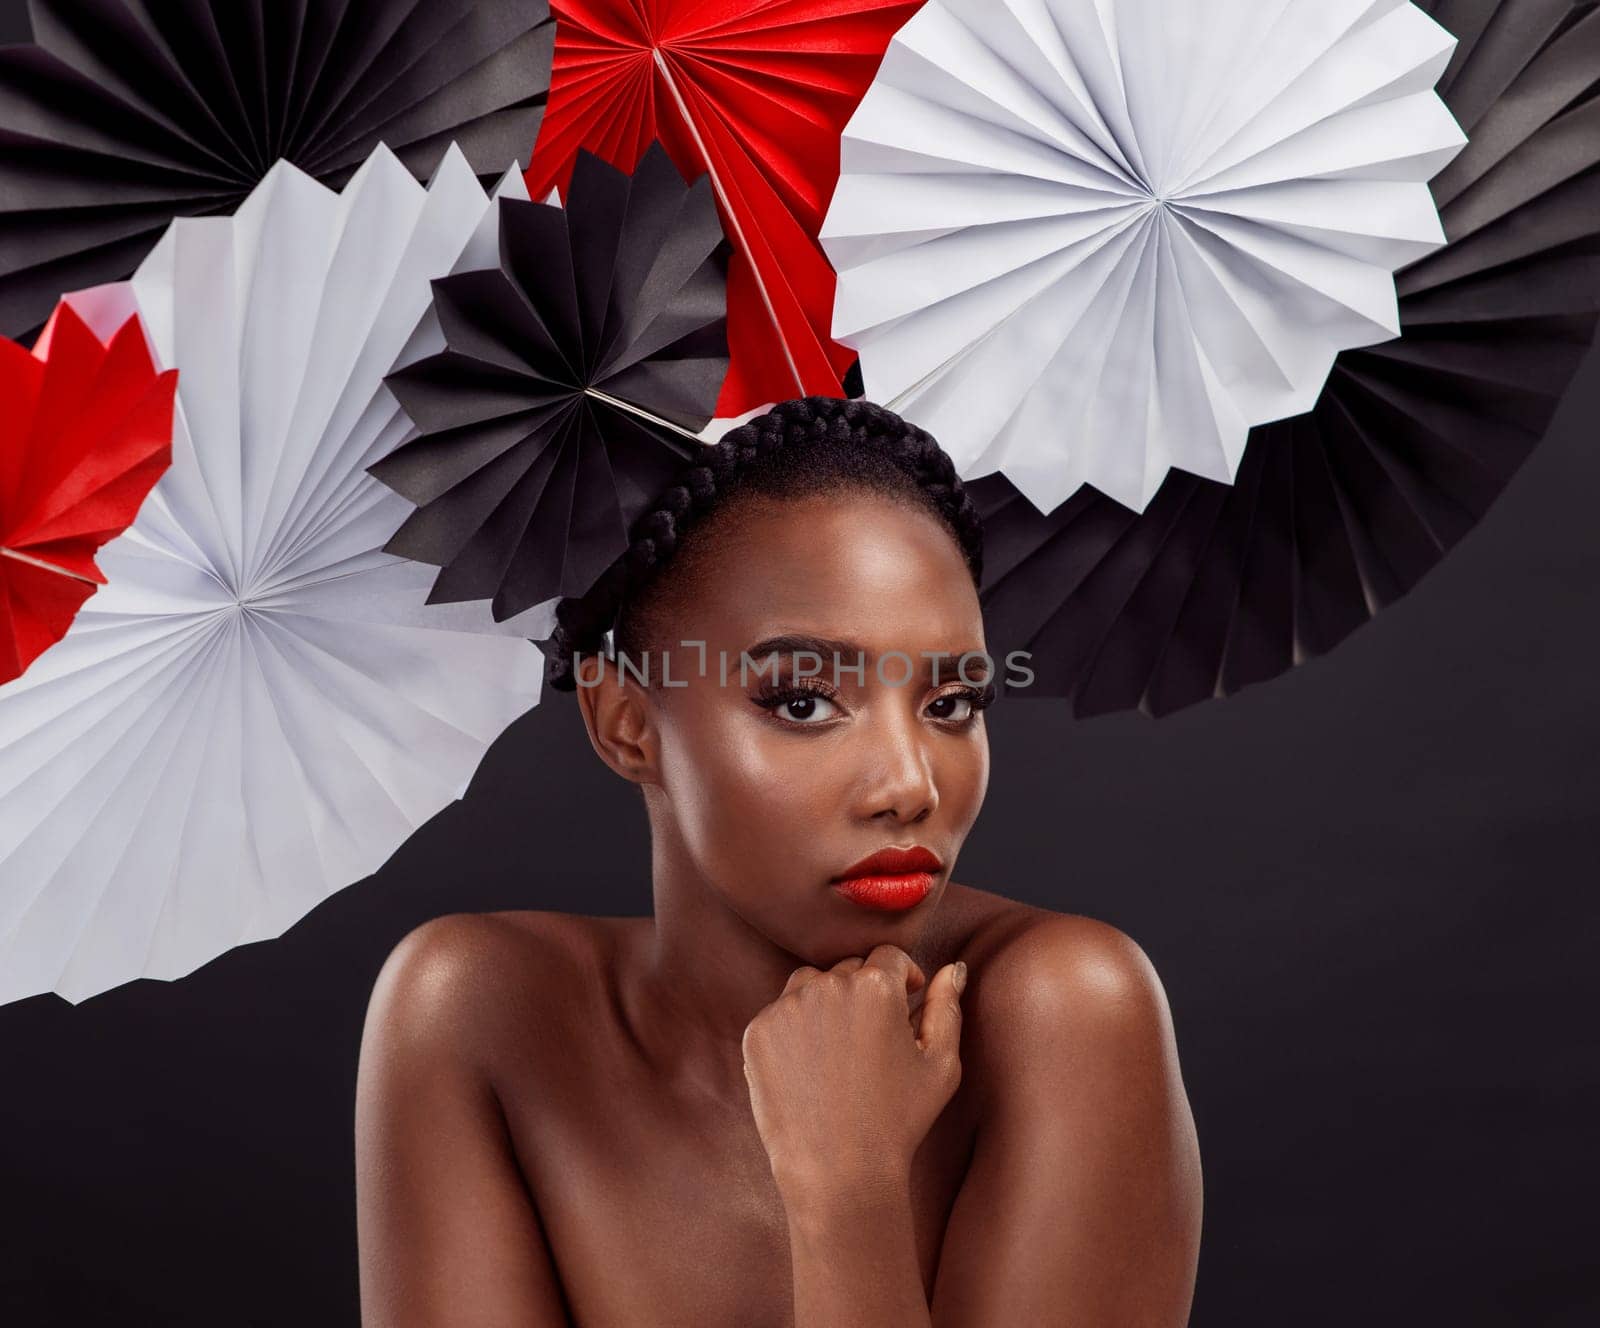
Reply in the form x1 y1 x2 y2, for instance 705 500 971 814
821 901 934 953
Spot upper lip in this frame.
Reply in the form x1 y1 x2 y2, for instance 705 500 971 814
831 846 943 882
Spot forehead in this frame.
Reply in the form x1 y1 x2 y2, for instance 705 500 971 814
671 492 984 652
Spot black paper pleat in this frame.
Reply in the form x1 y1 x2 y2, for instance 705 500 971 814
0 0 555 338
374 143 731 623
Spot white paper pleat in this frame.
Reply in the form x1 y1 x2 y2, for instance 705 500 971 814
821 0 1468 514
0 146 549 1006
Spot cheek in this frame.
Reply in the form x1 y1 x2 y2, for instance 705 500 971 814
952 734 990 830
661 709 832 878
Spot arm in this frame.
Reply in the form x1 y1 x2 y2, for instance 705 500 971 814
930 918 1203 1325
743 947 966 1328
355 915 571 1327
780 1170 932 1328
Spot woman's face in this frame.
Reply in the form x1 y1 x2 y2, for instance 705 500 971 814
619 490 991 964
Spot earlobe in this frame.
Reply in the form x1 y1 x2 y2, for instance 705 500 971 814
575 660 660 787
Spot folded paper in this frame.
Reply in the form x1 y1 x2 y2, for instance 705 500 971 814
0 303 176 684
822 0 1469 515
526 0 918 418
0 145 549 1006
0 0 556 339
974 0 1600 716
377 142 730 622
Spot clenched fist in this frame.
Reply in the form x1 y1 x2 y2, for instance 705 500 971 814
741 944 968 1202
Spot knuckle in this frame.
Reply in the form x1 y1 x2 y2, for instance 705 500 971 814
856 966 898 996
800 972 840 999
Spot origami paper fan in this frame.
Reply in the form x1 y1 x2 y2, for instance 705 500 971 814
0 302 175 684
0 0 557 340
0 145 552 1007
525 0 917 418
375 142 730 623
972 0 1600 717
821 0 1471 515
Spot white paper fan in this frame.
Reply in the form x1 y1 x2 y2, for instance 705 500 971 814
0 144 551 1006
820 0 1469 514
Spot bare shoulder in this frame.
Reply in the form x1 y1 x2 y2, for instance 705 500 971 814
977 908 1168 1022
361 909 618 1079
926 911 1201 1321
945 888 1182 1104
355 912 589 1323
953 892 1201 1233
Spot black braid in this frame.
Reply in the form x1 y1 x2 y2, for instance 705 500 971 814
541 396 985 693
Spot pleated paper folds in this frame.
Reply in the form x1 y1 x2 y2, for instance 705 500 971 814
0 145 548 1005
526 0 918 417
974 0 1600 716
0 0 556 338
377 143 730 622
823 0 1469 514
1 303 175 684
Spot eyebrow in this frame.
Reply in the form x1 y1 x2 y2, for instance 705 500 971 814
741 634 992 678
743 633 862 660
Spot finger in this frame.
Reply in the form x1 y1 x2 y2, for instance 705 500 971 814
782 965 824 996
916 961 968 1057
830 956 867 975
861 944 926 1000
906 981 929 1032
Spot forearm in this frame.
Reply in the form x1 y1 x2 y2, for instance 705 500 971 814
779 1172 932 1328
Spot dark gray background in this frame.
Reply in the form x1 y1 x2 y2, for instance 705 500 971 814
2 4 1597 1324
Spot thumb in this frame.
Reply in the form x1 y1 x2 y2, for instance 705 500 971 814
916 961 967 1057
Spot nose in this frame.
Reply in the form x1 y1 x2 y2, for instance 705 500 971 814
856 705 939 826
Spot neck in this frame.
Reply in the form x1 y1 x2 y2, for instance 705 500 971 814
621 809 808 1089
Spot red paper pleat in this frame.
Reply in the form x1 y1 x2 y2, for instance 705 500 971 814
527 0 918 417
0 302 177 684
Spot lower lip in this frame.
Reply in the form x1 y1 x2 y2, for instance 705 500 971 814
832 872 934 911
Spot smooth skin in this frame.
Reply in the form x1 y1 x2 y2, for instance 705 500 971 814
355 492 1202 1326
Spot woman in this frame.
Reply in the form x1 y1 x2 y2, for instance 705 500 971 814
355 397 1203 1325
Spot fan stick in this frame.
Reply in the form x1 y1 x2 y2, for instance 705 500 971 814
651 47 806 400
0 545 98 585
584 386 706 444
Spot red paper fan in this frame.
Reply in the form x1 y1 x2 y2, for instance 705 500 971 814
527 0 918 418
0 303 177 684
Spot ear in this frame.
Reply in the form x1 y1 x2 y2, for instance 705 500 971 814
574 652 661 787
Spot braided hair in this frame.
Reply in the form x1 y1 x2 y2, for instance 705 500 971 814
541 396 985 693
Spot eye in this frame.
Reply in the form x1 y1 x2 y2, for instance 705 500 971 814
779 692 838 723
753 683 842 726
927 683 996 724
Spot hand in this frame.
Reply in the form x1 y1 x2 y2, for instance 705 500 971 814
741 944 968 1203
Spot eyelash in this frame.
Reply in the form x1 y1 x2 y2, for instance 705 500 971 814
752 678 997 728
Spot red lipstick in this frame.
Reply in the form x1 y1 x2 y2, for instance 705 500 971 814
830 846 941 912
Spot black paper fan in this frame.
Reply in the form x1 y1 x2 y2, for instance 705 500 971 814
374 142 731 622
0 0 555 338
975 0 1600 718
